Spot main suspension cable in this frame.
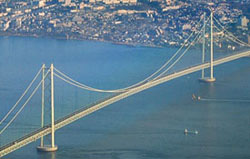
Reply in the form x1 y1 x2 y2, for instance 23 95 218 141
153 25 204 79
53 15 207 93
0 70 50 135
213 24 246 46
213 17 250 47
0 66 43 125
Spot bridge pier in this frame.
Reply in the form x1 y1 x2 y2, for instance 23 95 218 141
37 145 58 152
37 64 58 152
199 77 216 83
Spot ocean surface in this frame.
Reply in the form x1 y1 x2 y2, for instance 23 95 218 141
0 36 250 159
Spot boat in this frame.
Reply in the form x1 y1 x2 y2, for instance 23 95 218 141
184 129 198 135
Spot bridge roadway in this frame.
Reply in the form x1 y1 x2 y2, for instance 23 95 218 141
1 50 250 157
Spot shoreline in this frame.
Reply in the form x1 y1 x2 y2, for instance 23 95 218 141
0 32 245 53
0 32 174 49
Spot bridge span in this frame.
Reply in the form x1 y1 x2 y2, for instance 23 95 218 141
1 50 250 157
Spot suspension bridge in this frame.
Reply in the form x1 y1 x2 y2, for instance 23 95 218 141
0 12 250 157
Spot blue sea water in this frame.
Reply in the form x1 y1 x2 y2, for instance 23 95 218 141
0 36 250 159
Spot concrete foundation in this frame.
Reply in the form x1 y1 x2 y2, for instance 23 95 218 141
199 77 216 83
37 145 58 152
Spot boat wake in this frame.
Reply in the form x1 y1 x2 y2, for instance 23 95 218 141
192 94 250 103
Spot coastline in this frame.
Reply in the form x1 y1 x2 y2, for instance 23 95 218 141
0 31 172 49
0 32 243 53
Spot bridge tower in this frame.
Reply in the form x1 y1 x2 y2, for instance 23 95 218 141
199 11 216 83
201 13 206 79
37 64 58 152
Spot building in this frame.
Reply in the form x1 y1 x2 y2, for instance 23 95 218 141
89 0 137 4
182 24 191 30
166 0 175 5
16 18 22 28
65 0 71 6
39 0 46 7
241 16 249 28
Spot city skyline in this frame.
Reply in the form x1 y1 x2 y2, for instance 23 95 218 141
0 0 249 47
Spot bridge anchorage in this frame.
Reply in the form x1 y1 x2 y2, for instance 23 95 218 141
36 64 58 152
199 12 215 83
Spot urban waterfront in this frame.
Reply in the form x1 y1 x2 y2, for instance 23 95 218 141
0 36 250 159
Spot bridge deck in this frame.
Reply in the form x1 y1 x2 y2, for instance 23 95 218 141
1 50 250 157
